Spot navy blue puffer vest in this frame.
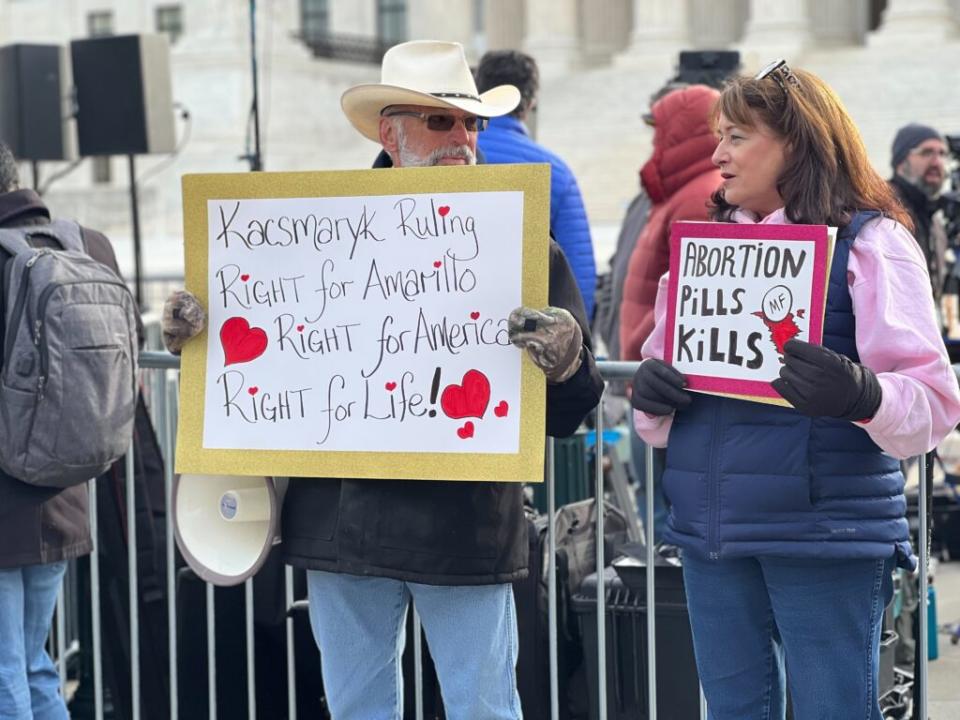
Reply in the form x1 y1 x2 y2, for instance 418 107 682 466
662 212 914 568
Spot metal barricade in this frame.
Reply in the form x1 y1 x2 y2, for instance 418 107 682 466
51 353 930 720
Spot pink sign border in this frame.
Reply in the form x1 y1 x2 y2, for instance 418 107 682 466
664 221 831 401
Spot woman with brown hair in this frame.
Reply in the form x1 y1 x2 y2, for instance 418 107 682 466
629 61 960 719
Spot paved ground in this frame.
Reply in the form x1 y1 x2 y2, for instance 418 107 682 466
929 559 960 718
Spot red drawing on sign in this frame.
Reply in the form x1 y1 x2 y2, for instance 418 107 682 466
220 317 268 366
296 324 305 332
248 386 259 395
470 311 480 320
494 401 509 418
385 381 397 391
440 370 490 419
241 274 250 282
438 205 451 217
457 421 475 439
433 260 442 268
752 285 803 356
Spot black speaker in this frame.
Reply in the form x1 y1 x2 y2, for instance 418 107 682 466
675 50 741 90
70 34 175 157
0 44 75 161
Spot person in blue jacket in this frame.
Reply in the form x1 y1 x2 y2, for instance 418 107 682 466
476 50 597 318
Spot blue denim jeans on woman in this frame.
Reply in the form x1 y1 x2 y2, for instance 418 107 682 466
682 553 895 720
0 561 70 720
307 570 522 719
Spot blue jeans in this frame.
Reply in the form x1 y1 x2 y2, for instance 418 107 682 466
0 562 69 720
682 554 895 720
306 570 522 720
630 427 667 542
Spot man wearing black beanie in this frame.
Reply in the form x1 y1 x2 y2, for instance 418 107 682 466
889 123 949 309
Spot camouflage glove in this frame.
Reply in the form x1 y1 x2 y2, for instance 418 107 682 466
162 290 207 355
508 306 583 383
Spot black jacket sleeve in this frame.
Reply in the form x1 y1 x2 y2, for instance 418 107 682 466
545 241 604 437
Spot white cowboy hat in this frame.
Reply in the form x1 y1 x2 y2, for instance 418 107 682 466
341 40 521 142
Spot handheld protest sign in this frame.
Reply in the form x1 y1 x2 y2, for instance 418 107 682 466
664 221 835 405
176 164 550 481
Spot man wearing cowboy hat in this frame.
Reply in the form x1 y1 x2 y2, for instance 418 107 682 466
162 40 602 719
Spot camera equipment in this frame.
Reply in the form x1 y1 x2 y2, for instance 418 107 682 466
673 50 741 90
941 135 960 243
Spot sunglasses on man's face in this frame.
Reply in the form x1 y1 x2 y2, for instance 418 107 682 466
384 110 487 133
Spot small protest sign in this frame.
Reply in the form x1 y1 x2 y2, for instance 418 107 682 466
665 221 835 404
175 164 550 481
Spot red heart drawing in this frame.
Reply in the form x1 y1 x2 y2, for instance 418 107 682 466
433 260 442 268
494 401 509 418
241 274 250 282
220 316 268 366
440 370 490 419
438 205 451 217
457 421 474 439
470 311 480 320
248 386 259 395
296 324 305 332
385 381 397 391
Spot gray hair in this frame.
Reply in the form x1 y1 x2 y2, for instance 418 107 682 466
0 143 19 193
389 116 476 167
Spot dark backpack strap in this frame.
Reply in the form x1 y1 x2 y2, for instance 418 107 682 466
838 210 882 243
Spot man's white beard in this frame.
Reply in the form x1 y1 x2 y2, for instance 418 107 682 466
395 125 476 167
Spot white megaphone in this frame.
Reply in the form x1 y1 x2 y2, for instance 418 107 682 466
172 474 287 586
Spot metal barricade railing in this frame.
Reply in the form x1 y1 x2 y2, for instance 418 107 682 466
51 353 930 720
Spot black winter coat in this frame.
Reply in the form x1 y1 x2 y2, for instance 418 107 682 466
0 189 124 568
281 153 604 585
890 175 948 302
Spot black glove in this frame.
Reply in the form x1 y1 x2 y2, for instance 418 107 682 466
771 339 882 421
630 359 692 416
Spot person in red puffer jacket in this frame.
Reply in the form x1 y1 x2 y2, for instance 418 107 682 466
619 84 721 541
620 84 722 361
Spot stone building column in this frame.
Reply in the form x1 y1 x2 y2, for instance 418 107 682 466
523 0 580 77
869 0 960 45
740 0 811 62
620 0 690 60
807 0 868 46
484 0 527 53
688 0 749 49
578 0 632 67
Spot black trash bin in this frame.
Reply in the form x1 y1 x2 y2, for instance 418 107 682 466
573 559 700 720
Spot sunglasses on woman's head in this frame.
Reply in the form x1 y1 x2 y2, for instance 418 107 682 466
754 58 801 92
383 110 487 132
